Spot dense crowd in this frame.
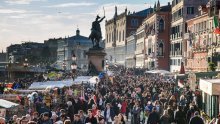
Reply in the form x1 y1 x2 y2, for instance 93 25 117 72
0 66 219 124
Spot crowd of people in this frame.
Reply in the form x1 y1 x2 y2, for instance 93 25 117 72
0 65 219 124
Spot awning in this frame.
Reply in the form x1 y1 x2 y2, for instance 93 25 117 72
0 99 19 108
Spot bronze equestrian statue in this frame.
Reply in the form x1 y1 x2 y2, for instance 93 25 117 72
89 15 105 48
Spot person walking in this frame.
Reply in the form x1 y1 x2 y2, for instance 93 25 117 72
147 107 160 124
174 106 186 124
189 111 204 124
159 110 169 124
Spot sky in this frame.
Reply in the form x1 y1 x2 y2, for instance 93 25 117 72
0 0 170 52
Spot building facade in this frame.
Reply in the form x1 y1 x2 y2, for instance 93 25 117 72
170 0 208 72
144 3 171 70
6 42 45 65
44 38 59 64
185 0 220 72
135 24 145 68
126 34 136 68
105 6 153 65
56 29 93 71
0 51 7 81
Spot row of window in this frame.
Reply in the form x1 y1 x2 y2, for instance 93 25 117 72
137 31 145 40
170 59 182 66
172 0 182 7
131 19 139 27
172 7 195 22
191 20 213 33
147 42 164 56
106 20 126 32
172 8 183 22
106 30 125 43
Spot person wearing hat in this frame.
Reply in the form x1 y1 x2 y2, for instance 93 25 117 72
189 111 204 124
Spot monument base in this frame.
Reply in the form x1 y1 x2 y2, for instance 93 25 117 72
86 48 106 76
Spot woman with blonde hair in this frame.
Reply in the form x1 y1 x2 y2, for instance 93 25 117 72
159 110 170 124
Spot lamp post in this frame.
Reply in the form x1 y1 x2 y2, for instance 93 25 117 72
62 62 66 71
23 58 29 78
71 52 77 80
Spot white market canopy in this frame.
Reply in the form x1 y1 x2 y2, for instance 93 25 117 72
29 80 74 90
145 70 171 75
88 76 99 84
29 76 100 90
73 76 92 84
0 99 19 109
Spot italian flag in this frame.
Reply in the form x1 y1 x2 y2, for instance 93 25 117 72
213 16 220 34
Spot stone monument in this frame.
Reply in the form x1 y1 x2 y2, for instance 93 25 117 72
87 15 106 76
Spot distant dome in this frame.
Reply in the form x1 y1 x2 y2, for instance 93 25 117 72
76 28 80 36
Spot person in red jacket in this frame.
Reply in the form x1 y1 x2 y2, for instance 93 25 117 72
121 98 127 115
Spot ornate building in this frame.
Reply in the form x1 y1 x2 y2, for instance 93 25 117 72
185 0 220 72
56 29 93 71
105 6 153 65
169 0 208 72
144 2 171 70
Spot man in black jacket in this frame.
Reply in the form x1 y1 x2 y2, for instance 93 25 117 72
147 107 160 124
189 111 204 124
85 109 97 124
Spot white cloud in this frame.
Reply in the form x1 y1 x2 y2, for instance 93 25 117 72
0 2 153 51
46 2 96 8
0 8 27 14
5 0 46 5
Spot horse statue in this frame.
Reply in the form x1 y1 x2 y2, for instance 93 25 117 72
89 15 105 48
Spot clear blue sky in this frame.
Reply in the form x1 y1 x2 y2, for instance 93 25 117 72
0 0 170 51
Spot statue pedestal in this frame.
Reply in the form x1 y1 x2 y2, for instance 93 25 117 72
86 47 106 75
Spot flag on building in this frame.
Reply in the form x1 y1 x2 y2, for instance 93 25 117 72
214 16 219 28
213 16 220 34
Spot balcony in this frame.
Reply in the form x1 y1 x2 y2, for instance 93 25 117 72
170 50 182 57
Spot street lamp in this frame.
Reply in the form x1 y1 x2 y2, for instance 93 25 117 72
23 58 29 78
71 52 77 80
72 53 77 61
62 62 66 71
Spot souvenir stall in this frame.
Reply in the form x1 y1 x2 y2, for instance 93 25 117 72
0 99 19 120
199 79 220 118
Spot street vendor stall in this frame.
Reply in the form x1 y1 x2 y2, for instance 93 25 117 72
73 76 92 84
199 79 220 118
28 80 74 90
0 99 19 119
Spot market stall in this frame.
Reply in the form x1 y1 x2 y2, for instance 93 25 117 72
28 80 74 90
0 99 19 119
199 79 220 118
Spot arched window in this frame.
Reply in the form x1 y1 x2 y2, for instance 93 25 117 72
116 30 118 41
109 33 111 42
106 34 108 43
158 42 164 56
119 31 121 42
112 32 114 42
122 30 125 41
159 19 165 32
